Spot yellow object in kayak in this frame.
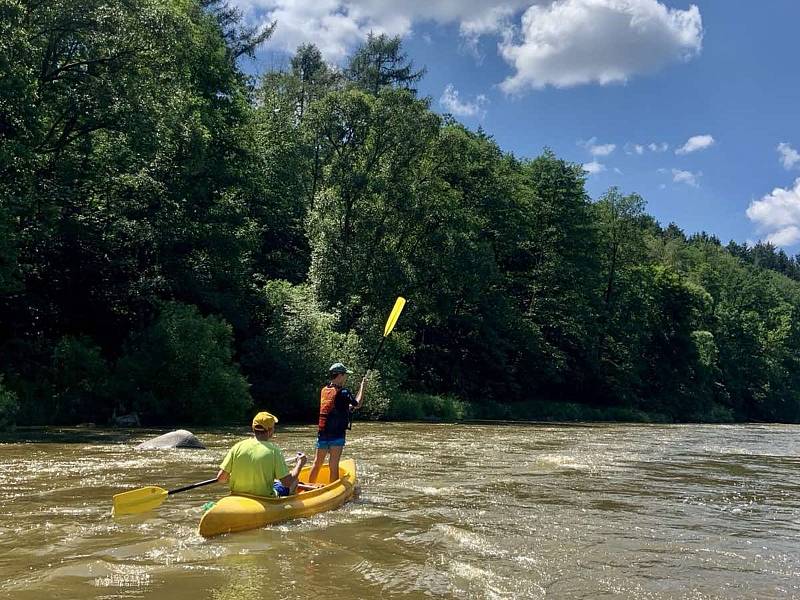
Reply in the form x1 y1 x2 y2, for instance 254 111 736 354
198 459 357 538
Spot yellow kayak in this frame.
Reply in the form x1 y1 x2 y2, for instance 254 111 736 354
198 459 357 537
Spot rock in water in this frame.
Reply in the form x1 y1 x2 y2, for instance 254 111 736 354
136 429 206 449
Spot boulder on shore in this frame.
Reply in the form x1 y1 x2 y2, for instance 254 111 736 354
136 429 206 449
113 413 140 427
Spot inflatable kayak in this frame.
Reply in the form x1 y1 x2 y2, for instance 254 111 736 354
198 459 357 538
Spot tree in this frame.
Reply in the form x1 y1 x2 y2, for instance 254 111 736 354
504 150 601 397
346 33 425 95
0 0 270 424
592 188 650 402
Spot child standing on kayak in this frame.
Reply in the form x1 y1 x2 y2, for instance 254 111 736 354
308 363 366 484
216 411 307 497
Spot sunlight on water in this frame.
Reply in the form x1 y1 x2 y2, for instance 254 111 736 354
1 423 800 599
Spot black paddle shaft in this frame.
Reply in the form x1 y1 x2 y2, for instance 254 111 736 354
168 478 218 496
349 337 386 431
367 336 387 373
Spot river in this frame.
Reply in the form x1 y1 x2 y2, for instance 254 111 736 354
1 423 799 599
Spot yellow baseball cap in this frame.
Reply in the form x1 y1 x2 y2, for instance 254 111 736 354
252 411 278 430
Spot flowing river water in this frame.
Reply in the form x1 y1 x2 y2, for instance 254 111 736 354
1 423 799 599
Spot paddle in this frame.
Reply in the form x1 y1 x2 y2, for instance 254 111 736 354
112 479 217 516
367 296 407 373
112 456 303 516
349 296 406 430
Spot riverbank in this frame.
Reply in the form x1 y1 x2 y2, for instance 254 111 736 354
380 392 738 424
0 392 746 433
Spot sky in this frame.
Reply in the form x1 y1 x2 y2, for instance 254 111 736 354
234 0 800 250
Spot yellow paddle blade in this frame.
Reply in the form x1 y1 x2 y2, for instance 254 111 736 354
112 485 169 516
383 297 406 337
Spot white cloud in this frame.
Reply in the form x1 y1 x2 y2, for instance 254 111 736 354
672 168 700 187
499 0 703 93
766 226 800 247
579 137 616 157
230 1 703 96
439 84 488 118
584 161 606 175
675 134 715 155
777 142 800 170
746 178 800 247
626 141 667 154
231 0 535 61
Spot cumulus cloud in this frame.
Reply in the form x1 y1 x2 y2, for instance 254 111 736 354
230 0 703 93
671 168 701 187
649 142 669 153
766 226 800 247
778 142 800 170
439 84 488 118
499 0 703 93
584 161 606 175
747 178 800 247
675 134 715 155
230 0 535 61
579 137 616 156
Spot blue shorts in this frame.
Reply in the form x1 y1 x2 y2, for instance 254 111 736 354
273 482 291 497
316 437 345 450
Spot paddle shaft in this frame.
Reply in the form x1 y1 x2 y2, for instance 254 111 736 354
367 336 387 373
168 479 217 495
348 340 383 431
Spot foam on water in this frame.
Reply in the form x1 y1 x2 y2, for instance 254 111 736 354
2 423 800 599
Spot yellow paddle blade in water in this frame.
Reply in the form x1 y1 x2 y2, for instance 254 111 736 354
112 485 169 516
383 297 406 337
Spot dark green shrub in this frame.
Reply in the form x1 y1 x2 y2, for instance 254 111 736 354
116 302 252 424
385 392 466 421
51 336 112 424
0 376 19 431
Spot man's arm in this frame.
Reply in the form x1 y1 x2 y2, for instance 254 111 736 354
352 376 368 409
278 453 307 487
217 446 235 483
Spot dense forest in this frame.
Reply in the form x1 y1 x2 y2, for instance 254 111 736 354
3 0 800 428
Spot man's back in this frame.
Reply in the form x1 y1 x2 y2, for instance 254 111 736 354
220 438 288 497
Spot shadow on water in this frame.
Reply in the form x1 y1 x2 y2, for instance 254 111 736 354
0 426 136 445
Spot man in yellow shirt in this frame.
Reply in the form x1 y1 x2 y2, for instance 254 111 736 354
216 412 307 497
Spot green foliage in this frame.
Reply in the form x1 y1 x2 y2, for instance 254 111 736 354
116 302 252 424
52 336 112 424
0 376 19 431
346 33 425 95
242 281 404 420
465 398 666 423
503 150 601 395
243 281 354 418
385 392 466 422
4 14 800 426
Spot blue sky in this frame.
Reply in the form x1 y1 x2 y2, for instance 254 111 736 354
237 0 800 250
